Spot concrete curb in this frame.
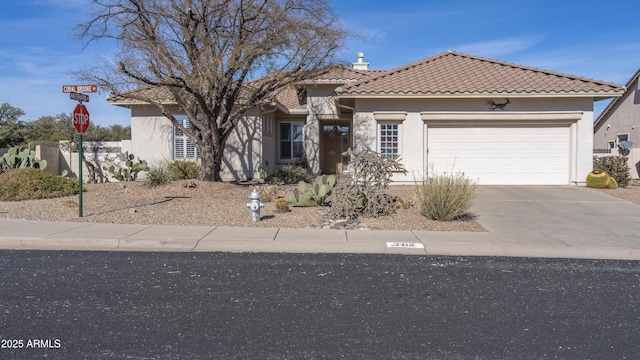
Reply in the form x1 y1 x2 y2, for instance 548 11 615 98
1 218 640 260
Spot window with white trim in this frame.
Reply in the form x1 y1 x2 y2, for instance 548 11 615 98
279 122 304 161
174 115 199 160
379 122 400 160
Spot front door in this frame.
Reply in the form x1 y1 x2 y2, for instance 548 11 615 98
321 124 350 174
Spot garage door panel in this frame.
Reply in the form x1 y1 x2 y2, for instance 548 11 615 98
428 125 570 185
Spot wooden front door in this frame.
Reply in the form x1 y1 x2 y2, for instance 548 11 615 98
321 124 349 174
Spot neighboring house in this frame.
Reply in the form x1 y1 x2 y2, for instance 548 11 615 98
109 51 624 185
593 68 640 177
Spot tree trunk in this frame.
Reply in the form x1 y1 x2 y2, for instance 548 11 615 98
197 138 225 182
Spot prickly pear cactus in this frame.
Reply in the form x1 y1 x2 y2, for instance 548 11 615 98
0 143 47 174
287 187 316 206
103 151 148 181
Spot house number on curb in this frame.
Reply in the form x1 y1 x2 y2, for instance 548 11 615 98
386 242 425 249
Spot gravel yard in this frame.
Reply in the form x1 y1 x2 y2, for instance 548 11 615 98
3 180 639 232
0 180 485 231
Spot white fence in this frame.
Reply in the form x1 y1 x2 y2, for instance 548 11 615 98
59 140 133 182
1 141 132 182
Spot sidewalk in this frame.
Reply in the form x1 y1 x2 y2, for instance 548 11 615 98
2 186 640 260
1 217 640 260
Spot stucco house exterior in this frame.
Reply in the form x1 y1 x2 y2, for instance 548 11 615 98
593 68 640 178
109 51 624 185
594 68 640 151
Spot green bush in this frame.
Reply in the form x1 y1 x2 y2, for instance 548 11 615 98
414 171 478 221
593 156 630 187
144 163 172 187
0 168 79 201
168 160 200 180
266 165 310 184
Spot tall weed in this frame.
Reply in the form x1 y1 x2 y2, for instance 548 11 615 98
414 171 478 221
144 163 172 187
168 160 200 180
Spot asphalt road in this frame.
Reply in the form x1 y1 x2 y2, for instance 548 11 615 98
1 250 639 359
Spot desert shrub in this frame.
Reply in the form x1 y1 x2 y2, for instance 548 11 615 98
144 163 172 187
258 185 279 202
168 160 200 180
593 156 630 187
266 165 310 184
0 168 79 201
414 171 478 221
328 149 406 219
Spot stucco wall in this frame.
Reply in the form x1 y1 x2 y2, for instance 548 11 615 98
594 78 640 150
131 106 174 166
130 106 263 181
352 97 594 185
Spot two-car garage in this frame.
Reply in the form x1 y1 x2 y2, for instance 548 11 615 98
422 112 582 185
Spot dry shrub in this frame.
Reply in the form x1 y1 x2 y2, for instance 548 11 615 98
414 171 478 221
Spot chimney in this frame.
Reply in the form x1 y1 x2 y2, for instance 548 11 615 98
352 52 369 70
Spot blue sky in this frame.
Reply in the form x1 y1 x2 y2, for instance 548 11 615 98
1 0 639 127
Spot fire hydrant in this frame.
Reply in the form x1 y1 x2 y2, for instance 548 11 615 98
246 188 265 221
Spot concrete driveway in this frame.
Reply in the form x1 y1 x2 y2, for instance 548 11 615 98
470 186 640 249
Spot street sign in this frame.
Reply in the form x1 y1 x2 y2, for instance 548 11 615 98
70 92 89 102
73 104 90 134
62 85 98 93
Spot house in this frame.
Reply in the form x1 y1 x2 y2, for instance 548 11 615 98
109 51 624 185
593 68 640 177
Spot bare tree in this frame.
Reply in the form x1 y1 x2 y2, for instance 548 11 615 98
77 0 347 181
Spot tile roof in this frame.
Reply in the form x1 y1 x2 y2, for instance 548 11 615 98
108 65 372 112
107 86 173 105
339 51 624 99
109 52 625 112
274 86 307 112
301 64 379 83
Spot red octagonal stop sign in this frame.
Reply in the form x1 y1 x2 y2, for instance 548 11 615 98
73 104 90 134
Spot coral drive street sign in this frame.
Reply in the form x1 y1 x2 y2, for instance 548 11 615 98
70 92 89 102
62 85 97 93
73 104 90 134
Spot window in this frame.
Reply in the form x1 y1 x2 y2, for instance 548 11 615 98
617 134 629 144
379 123 400 160
279 122 304 161
174 115 199 160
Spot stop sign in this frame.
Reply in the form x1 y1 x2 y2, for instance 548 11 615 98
73 104 90 134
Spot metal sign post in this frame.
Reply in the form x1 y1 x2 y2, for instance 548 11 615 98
65 85 96 217
78 133 84 217
72 104 90 217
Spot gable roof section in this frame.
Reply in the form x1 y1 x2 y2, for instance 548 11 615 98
594 67 640 128
108 86 173 106
298 64 381 84
338 51 624 99
108 64 368 111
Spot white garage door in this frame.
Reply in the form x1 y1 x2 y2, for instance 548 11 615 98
427 125 570 185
